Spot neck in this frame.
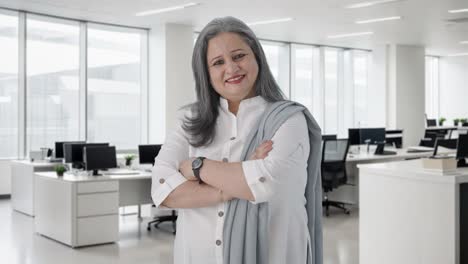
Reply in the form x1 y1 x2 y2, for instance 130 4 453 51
228 101 240 115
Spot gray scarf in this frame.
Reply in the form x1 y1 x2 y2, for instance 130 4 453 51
223 100 323 264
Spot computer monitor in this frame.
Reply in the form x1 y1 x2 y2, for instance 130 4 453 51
64 143 109 168
138 144 162 165
322 134 337 141
427 119 437 127
55 141 85 158
433 138 458 156
84 146 117 175
360 128 386 144
457 134 468 167
348 129 361 145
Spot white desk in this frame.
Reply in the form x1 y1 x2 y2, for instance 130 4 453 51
10 160 57 216
328 147 441 205
358 159 468 264
34 171 152 248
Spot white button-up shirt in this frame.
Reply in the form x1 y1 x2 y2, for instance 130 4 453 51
152 96 311 264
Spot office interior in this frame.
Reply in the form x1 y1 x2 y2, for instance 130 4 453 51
1 0 468 263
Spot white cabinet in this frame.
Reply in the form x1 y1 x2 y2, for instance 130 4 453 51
35 174 119 247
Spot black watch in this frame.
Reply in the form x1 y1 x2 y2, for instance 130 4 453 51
192 157 206 183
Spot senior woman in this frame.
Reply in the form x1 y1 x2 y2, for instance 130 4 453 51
151 16 322 264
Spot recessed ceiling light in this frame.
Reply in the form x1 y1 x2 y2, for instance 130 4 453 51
447 52 468 57
460 41 468 44
448 8 468 14
355 16 402 24
328 31 374 39
345 0 403 9
247 18 294 26
135 3 199 16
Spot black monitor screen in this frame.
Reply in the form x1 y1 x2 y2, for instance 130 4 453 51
55 141 85 158
348 129 361 145
139 144 162 165
360 128 386 144
84 146 117 174
64 143 109 164
457 134 468 160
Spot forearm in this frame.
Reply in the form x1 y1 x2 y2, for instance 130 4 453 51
161 180 226 209
200 160 255 201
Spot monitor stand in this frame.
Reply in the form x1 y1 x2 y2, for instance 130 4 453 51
92 170 101 176
458 159 468 168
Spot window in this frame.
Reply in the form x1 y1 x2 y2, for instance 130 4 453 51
260 40 290 98
324 48 339 134
26 15 81 152
87 24 146 149
0 12 18 158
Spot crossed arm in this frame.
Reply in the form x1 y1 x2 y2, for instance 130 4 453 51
157 140 273 209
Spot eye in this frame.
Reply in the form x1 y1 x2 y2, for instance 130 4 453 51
233 53 246 60
212 59 224 66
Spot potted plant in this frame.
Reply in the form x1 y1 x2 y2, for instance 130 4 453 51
124 154 136 167
454 118 460 126
438 117 446 126
461 118 468 126
55 165 66 177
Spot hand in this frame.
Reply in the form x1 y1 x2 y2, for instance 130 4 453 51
249 140 273 160
179 158 197 181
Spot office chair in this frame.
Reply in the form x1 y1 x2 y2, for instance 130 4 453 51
419 131 445 148
426 119 437 127
147 208 177 234
433 138 458 156
321 138 351 216
322 134 337 141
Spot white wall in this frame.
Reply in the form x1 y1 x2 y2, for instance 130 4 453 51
388 45 426 147
148 24 195 143
368 44 388 128
439 57 468 122
0 160 12 195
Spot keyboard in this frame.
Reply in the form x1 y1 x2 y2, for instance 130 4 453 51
103 169 139 175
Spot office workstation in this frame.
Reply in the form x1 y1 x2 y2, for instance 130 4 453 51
1 1 468 264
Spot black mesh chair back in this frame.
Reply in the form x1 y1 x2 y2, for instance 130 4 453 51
420 131 445 147
321 139 350 192
427 119 437 127
322 134 337 141
433 138 458 156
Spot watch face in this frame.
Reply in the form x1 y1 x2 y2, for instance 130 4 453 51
192 158 202 169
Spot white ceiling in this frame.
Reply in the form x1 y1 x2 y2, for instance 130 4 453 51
1 0 468 56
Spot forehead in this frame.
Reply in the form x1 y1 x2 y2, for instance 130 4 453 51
206 32 251 58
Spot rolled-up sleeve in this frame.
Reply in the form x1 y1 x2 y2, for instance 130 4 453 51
151 112 190 208
242 112 310 204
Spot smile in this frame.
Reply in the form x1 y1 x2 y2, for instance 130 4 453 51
225 75 245 84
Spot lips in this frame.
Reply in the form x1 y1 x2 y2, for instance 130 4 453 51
225 75 245 84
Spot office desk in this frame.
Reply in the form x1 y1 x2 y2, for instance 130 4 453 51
10 160 57 216
34 171 152 248
358 159 468 264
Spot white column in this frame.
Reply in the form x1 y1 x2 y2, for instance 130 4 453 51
387 44 426 147
148 24 195 143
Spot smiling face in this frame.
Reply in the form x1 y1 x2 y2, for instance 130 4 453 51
206 32 259 105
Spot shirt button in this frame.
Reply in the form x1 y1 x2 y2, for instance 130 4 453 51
230 137 236 141
218 211 224 217
259 177 266 183
159 178 165 184
222 158 228 162
216 240 222 246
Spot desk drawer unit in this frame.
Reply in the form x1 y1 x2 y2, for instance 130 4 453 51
77 192 119 217
77 215 118 246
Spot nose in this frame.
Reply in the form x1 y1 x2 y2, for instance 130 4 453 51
225 59 240 75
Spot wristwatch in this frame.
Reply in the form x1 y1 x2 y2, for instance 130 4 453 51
192 157 206 183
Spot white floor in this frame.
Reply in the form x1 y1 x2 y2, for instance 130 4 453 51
0 198 358 264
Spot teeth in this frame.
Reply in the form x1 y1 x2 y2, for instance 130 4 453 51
227 75 243 82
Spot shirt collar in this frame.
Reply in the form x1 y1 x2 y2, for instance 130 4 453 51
219 96 268 114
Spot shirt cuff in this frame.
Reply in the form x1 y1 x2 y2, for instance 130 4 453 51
242 160 272 204
152 171 187 208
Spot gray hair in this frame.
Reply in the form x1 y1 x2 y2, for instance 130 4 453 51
183 16 285 147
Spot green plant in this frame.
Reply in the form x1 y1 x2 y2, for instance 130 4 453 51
454 118 461 126
461 118 468 125
124 154 136 166
54 165 66 176
438 117 446 126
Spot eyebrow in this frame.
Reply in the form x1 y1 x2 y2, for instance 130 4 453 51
209 48 246 64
